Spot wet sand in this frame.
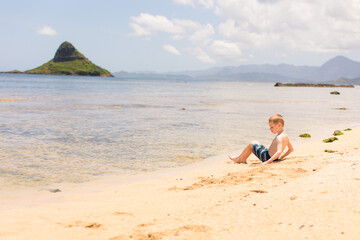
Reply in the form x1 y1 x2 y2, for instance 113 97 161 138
0 128 359 240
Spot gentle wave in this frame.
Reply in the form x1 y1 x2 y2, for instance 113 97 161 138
0 103 177 112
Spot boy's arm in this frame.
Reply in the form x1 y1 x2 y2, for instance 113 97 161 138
262 139 283 165
279 140 294 160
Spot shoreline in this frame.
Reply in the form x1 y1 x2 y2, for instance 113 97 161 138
1 128 359 239
0 122 358 196
0 122 356 199
1 121 358 196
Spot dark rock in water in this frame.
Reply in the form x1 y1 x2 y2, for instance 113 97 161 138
330 91 340 95
274 82 354 88
53 42 86 62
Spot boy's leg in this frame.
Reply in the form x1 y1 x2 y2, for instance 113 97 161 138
228 141 259 164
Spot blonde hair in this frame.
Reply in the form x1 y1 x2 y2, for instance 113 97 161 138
269 114 285 126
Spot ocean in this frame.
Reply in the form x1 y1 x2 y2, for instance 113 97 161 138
1 73 359 191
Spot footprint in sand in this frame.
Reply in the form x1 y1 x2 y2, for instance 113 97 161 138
137 222 155 228
250 190 268 193
85 223 102 229
108 236 128 240
109 224 211 240
290 195 297 200
65 221 103 229
114 212 134 217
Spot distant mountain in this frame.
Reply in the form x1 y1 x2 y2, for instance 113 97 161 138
328 77 360 85
110 55 360 84
179 64 317 80
25 42 113 77
195 71 303 82
169 56 360 83
310 56 360 81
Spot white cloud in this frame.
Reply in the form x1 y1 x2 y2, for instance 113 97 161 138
163 45 181 55
129 13 216 45
215 0 360 52
188 47 216 63
130 23 151 36
130 13 184 36
173 0 196 7
128 0 360 66
198 0 214 9
218 19 277 49
129 13 209 40
173 19 202 31
129 13 219 63
197 53 216 63
174 0 214 8
37 26 57 36
189 24 215 45
211 40 241 58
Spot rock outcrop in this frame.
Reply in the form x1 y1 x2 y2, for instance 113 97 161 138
274 82 354 88
53 42 86 62
25 41 113 77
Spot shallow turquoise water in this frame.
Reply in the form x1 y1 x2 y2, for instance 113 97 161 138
1 73 359 190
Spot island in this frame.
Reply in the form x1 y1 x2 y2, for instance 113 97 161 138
23 41 113 77
274 82 354 88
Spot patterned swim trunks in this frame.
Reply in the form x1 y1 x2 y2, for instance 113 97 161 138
252 144 271 162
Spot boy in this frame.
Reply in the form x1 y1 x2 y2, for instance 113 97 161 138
228 114 293 165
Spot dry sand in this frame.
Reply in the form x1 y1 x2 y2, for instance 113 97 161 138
0 128 359 240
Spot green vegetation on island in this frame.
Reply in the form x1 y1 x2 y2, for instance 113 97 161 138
25 42 113 77
8 69 22 74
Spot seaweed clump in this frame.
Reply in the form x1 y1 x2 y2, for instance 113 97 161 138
299 133 311 138
323 137 338 143
333 130 344 136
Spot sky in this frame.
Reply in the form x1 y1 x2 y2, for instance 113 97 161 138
1 0 360 73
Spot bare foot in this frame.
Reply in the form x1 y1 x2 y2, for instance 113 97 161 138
227 154 240 163
227 154 247 164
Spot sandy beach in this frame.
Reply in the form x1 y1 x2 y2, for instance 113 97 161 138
0 128 359 240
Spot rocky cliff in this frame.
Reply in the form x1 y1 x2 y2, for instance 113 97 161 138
53 42 86 62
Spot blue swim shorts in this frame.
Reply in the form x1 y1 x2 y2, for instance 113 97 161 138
252 144 271 162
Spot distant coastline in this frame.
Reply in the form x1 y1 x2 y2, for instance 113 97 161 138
274 82 355 88
4 55 360 83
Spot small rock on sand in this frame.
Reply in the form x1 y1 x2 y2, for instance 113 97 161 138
47 188 61 193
